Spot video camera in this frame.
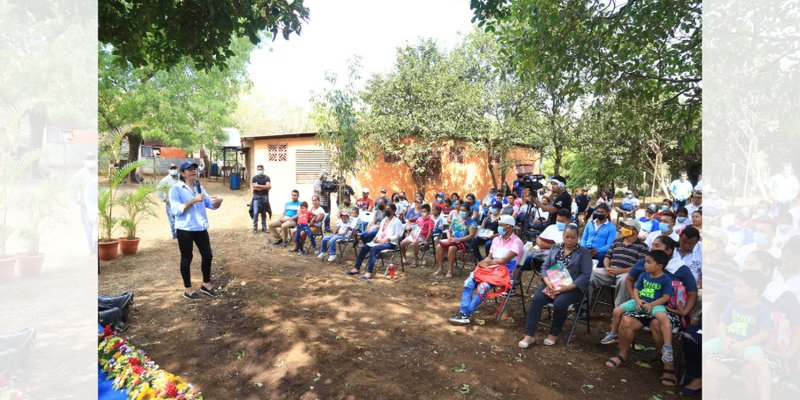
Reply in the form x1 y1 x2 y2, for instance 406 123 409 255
320 176 354 197
519 174 546 193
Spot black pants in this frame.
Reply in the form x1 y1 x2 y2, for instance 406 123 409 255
177 229 213 288
682 325 702 380
524 284 584 336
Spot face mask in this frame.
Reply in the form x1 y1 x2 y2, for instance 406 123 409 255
627 194 633 199
451 201 458 207
621 227 633 237
257 170 264 175
676 217 688 224
659 222 670 232
594 213 606 221
490 208 499 215
661 205 669 211
754 232 769 245
436 197 443 202
459 211 468 219
498 226 506 235
169 169 178 176
556 222 566 231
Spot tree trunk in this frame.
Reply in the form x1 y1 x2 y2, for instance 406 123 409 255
553 144 563 175
127 131 142 183
28 106 47 177
487 156 498 190
412 171 426 198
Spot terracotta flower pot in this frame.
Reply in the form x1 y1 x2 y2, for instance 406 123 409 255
118 237 140 255
98 240 120 261
0 256 15 283
16 252 45 277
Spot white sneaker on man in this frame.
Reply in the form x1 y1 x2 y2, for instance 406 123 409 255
327 255 337 262
317 252 326 259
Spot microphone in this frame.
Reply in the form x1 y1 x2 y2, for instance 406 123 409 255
194 179 201 195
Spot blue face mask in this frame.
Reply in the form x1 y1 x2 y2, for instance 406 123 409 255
452 201 458 207
502 199 508 205
556 222 566 231
459 211 468 219
436 197 443 202
676 217 688 224
659 222 670 232
498 226 506 235
490 208 499 215
661 205 669 211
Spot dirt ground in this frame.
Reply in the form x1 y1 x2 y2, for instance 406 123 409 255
99 180 682 400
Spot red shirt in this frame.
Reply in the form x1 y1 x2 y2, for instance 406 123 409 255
356 197 374 211
297 209 314 225
417 216 434 239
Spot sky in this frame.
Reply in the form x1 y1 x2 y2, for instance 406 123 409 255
246 0 477 113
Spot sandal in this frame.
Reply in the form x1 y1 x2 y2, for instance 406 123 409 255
605 353 626 369
444 273 453 279
660 368 677 386
345 270 360 275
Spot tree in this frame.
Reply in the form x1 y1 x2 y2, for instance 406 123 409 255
310 57 369 190
361 39 477 194
99 0 310 70
98 36 255 178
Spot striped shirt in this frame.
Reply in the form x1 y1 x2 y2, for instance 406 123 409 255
605 239 648 269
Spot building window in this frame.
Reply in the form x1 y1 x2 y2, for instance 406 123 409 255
295 148 332 184
383 151 400 164
268 143 288 162
449 146 464 164
427 151 442 182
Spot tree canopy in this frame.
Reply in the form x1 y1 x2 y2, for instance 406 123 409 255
99 0 310 70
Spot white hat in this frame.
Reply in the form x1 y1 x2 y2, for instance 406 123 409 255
362 188 370 193
499 215 516 226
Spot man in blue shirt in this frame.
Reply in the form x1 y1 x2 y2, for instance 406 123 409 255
580 204 617 260
670 171 694 212
168 162 223 300
268 189 301 246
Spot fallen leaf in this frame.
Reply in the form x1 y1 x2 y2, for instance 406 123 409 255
474 319 485 325
549 381 559 387
582 384 594 390
459 384 470 394
313 373 321 382
240 281 247 286
635 361 653 369
450 363 467 373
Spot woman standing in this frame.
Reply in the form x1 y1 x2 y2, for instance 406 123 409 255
518 224 591 347
169 162 223 300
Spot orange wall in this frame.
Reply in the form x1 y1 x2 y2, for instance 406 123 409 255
247 136 539 209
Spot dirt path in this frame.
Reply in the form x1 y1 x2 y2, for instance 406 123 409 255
99 180 680 399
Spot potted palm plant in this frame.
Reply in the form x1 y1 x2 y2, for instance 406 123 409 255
0 151 43 282
15 181 65 276
98 161 142 261
118 184 158 255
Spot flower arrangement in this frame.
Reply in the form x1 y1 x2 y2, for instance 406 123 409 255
0 372 26 400
98 325 203 400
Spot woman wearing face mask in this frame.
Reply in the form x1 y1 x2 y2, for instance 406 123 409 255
346 203 404 280
674 207 690 233
156 163 182 240
435 204 479 278
471 204 502 260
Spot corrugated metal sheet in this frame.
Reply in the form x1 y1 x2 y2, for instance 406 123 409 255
295 149 331 184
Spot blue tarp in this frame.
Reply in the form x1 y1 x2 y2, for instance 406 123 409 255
98 325 127 400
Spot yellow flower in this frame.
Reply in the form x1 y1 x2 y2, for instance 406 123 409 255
136 386 156 400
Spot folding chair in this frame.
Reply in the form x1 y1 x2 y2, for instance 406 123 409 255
378 244 405 277
303 220 326 254
494 243 532 321
335 230 360 264
536 287 592 345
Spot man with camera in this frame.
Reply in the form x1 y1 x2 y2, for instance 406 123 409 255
530 175 572 227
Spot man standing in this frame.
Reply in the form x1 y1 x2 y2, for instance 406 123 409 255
590 219 649 306
313 172 333 232
69 153 98 254
268 189 301 246
156 163 181 239
669 171 694 212
251 164 271 233
768 163 800 217
356 188 374 211
532 175 572 226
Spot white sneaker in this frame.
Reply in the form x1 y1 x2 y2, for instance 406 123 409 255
317 252 325 259
327 255 337 262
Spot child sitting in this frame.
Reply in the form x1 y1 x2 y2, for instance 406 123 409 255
603 250 675 366
706 269 773 400
431 205 445 236
318 209 358 262
400 204 434 267
291 201 316 256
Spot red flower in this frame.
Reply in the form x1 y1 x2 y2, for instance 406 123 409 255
128 357 142 366
132 365 146 375
165 381 178 398
113 341 124 349
103 325 113 337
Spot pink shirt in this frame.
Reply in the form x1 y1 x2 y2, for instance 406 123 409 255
489 233 525 268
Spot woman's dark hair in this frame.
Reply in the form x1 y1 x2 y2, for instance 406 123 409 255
692 209 702 216
654 235 678 252
421 203 431 212
596 204 611 213
563 224 579 235
392 193 401 202
677 206 689 216
451 192 460 199
417 191 425 201
432 205 442 213
459 203 470 212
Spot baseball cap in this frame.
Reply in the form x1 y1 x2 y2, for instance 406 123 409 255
362 188 370 193
179 162 198 171
380 188 387 193
621 218 642 231
646 204 658 213
169 163 178 169
499 215 516 226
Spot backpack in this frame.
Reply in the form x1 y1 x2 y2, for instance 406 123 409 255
668 279 688 329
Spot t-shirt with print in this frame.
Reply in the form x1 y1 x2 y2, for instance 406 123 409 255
629 257 698 293
251 174 271 196
432 214 446 232
721 300 773 342
635 272 675 303
548 191 572 225
450 217 478 239
356 197 374 211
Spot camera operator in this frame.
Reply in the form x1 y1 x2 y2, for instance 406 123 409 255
531 175 572 226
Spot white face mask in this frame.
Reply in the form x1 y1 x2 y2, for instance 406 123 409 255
169 169 178 176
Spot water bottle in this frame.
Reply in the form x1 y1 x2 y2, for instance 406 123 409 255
388 263 396 278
